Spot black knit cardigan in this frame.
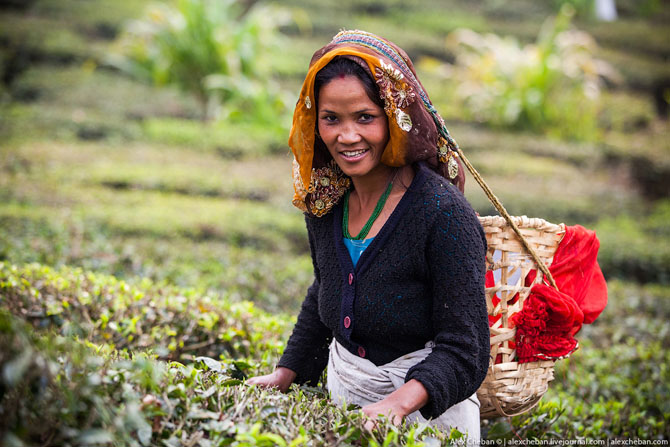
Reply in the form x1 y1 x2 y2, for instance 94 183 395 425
278 163 490 419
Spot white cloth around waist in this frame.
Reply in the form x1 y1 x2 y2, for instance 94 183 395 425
326 339 481 442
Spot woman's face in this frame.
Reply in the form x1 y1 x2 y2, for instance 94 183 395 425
317 75 389 180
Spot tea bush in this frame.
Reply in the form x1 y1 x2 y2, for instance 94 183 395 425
0 262 291 364
484 279 670 440
594 200 670 284
2 263 669 443
484 339 670 439
0 266 467 446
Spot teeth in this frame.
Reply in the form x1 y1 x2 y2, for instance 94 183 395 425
342 149 367 157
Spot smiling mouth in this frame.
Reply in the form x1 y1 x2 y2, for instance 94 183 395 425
340 149 369 158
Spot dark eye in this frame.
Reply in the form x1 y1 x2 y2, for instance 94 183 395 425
321 115 337 123
360 113 374 122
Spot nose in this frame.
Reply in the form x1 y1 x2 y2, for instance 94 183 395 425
337 122 362 145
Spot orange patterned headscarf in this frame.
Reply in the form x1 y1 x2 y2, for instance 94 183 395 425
290 30 464 216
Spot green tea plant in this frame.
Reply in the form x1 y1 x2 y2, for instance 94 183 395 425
0 262 291 365
109 0 292 125
0 268 464 446
439 5 618 141
485 339 670 439
3 262 670 442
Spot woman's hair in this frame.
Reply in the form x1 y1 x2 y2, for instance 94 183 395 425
314 56 385 111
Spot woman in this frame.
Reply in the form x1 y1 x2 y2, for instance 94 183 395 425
247 30 489 440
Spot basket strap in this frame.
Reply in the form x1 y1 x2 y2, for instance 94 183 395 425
455 148 559 291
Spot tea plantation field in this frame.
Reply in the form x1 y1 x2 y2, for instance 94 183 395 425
0 0 668 445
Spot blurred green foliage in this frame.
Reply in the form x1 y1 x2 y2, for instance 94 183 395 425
437 5 617 141
141 118 287 156
552 0 664 22
595 200 670 283
109 0 292 126
552 0 595 19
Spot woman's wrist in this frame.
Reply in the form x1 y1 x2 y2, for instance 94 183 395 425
360 380 429 430
387 379 429 417
274 366 297 390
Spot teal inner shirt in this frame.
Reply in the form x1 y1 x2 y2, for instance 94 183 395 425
343 237 374 267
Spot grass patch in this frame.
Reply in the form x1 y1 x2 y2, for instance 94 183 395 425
599 90 657 133
0 12 94 62
597 46 670 90
603 122 670 200
589 18 670 59
9 65 200 118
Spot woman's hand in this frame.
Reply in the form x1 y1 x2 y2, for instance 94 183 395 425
246 367 297 393
360 379 429 432
361 399 405 431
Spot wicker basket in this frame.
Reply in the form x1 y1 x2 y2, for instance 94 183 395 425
476 215 566 418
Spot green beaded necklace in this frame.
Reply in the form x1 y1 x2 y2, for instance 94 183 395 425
343 180 394 240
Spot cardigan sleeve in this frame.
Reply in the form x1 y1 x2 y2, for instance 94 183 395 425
277 217 333 386
405 188 490 419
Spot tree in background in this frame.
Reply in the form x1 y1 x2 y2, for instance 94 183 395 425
109 0 292 126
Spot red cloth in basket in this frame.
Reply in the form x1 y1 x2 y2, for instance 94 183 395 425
487 225 608 363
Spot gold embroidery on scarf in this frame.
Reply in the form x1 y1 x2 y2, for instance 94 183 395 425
306 160 351 217
438 137 459 179
374 58 416 132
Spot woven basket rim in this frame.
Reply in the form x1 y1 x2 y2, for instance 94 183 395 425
478 215 565 234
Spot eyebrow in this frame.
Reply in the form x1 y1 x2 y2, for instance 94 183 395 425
320 108 376 114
